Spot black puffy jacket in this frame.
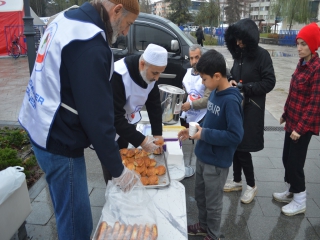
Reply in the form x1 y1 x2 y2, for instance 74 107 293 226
224 18 276 152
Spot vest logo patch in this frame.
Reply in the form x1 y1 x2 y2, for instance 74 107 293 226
127 105 143 123
189 89 202 101
35 23 57 71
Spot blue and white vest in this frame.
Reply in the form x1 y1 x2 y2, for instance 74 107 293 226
114 58 154 139
182 68 206 123
18 13 112 148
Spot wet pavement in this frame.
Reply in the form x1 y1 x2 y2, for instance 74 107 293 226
1 44 319 240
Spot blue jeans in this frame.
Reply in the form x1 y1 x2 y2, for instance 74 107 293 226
32 143 92 240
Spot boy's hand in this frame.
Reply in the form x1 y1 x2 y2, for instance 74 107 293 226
178 129 189 141
190 125 202 140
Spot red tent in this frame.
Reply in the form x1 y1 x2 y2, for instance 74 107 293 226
0 0 25 56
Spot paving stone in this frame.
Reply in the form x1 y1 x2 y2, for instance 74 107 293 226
33 186 51 203
247 215 319 240
252 156 275 168
313 198 320 209
255 181 287 197
222 193 263 220
25 224 58 240
254 168 285 182
220 215 251 239
26 201 54 225
307 217 320 238
268 157 284 169
305 184 320 199
89 187 107 207
258 197 320 218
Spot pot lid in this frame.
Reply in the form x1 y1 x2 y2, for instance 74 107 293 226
158 84 185 94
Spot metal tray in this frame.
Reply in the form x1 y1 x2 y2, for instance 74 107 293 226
145 152 170 189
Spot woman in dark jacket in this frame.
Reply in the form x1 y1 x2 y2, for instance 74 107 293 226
196 26 205 46
223 18 276 204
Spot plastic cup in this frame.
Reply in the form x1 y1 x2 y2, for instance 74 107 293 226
189 122 199 137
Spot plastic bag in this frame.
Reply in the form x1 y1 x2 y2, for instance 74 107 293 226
93 180 158 240
0 166 26 205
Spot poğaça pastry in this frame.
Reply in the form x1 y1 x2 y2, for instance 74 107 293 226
120 148 166 186
95 221 158 240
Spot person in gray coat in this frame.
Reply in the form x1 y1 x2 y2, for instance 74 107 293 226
223 18 276 204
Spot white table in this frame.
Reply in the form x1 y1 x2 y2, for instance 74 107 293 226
147 180 187 239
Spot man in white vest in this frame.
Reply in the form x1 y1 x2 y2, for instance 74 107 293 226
18 1 140 239
101 44 167 184
181 44 212 127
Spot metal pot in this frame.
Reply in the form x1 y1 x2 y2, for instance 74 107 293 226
158 84 185 125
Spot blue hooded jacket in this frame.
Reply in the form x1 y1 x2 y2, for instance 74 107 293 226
195 87 244 168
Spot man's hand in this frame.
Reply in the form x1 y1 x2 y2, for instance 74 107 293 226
290 130 300 141
153 135 164 145
112 166 140 193
181 102 191 111
280 117 285 125
229 80 237 87
141 136 159 153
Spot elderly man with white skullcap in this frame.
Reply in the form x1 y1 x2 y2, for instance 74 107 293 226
101 44 168 185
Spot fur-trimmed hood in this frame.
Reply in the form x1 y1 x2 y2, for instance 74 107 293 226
224 18 259 59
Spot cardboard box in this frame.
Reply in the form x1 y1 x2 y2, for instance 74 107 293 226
0 180 32 240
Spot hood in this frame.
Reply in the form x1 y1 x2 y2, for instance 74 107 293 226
216 87 243 104
224 18 259 59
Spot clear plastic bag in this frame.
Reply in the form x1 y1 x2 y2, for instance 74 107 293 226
93 180 158 240
0 166 25 205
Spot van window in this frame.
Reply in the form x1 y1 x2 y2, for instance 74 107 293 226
134 25 179 53
111 35 127 50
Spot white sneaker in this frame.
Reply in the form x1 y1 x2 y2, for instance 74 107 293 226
281 200 306 216
223 179 242 192
241 185 258 204
281 190 306 216
273 191 293 203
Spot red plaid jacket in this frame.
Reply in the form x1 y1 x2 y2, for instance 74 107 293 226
282 53 320 135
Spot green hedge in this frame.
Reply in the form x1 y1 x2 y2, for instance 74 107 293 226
0 128 38 178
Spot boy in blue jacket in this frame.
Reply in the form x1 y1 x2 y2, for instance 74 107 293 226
178 49 244 240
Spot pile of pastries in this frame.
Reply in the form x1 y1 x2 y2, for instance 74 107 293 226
95 221 158 240
120 148 166 186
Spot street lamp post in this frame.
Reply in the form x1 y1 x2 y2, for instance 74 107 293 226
23 0 36 76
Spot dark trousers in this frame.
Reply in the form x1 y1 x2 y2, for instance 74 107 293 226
197 39 203 47
233 151 255 187
101 137 129 185
282 131 312 193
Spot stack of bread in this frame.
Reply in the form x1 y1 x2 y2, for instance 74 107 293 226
120 148 166 186
95 221 158 240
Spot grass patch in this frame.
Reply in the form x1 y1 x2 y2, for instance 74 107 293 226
0 127 43 188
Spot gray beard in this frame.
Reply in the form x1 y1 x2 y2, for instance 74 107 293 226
110 18 121 44
140 70 153 84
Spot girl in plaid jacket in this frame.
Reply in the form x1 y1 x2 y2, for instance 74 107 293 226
273 23 320 216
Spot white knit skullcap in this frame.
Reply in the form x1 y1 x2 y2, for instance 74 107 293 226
143 44 168 66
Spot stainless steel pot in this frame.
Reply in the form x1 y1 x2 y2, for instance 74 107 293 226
158 84 185 125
